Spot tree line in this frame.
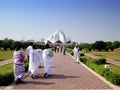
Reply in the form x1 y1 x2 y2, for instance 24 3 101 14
0 38 120 51
80 41 120 51
67 41 120 51
0 38 45 51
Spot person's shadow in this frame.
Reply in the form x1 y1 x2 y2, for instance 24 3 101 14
22 81 55 85
21 74 80 85
35 73 80 79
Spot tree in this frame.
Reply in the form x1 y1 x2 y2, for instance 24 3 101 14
79 43 92 51
92 41 106 51
112 41 120 49
105 41 112 51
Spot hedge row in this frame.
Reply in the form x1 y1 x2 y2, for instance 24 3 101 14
0 71 14 86
92 58 106 65
0 61 28 86
86 59 120 85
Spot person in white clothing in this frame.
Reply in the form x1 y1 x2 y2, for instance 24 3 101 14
73 44 80 63
43 44 54 78
36 49 43 67
26 42 33 62
29 46 42 79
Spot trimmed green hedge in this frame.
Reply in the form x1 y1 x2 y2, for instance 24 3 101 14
80 58 87 64
104 72 120 85
86 60 108 76
0 71 14 86
92 58 106 65
86 59 120 85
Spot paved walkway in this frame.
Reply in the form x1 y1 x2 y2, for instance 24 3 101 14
0 59 13 66
2 53 120 90
85 53 120 66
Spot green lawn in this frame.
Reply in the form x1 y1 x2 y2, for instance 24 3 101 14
0 59 28 74
109 64 120 74
89 51 120 61
0 50 26 61
0 51 13 61
0 63 13 73
101 63 120 75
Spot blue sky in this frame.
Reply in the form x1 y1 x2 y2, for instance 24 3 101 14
0 0 120 43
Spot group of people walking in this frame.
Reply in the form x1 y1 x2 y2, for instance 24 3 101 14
54 44 66 55
13 42 80 84
13 43 54 83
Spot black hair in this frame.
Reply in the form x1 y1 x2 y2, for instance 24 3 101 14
32 44 37 49
46 44 49 49
29 42 33 46
16 45 21 51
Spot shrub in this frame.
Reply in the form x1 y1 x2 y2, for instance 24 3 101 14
104 72 120 85
66 48 74 56
70 51 74 56
24 62 29 72
80 52 84 56
80 58 87 63
51 48 55 51
0 72 14 86
93 58 106 65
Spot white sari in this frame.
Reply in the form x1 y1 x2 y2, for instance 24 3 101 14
29 49 42 76
36 49 43 66
43 49 53 75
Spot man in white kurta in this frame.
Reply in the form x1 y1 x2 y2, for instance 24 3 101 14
43 44 53 77
29 48 42 78
73 45 80 63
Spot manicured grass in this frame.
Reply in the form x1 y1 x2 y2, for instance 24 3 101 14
0 51 13 61
0 50 26 61
100 63 120 75
0 63 13 73
108 64 120 74
89 51 120 61
0 59 28 74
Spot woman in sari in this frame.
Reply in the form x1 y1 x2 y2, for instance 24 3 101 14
43 44 54 78
29 47 42 79
13 46 25 83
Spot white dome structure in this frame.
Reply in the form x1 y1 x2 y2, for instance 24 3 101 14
45 30 71 44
